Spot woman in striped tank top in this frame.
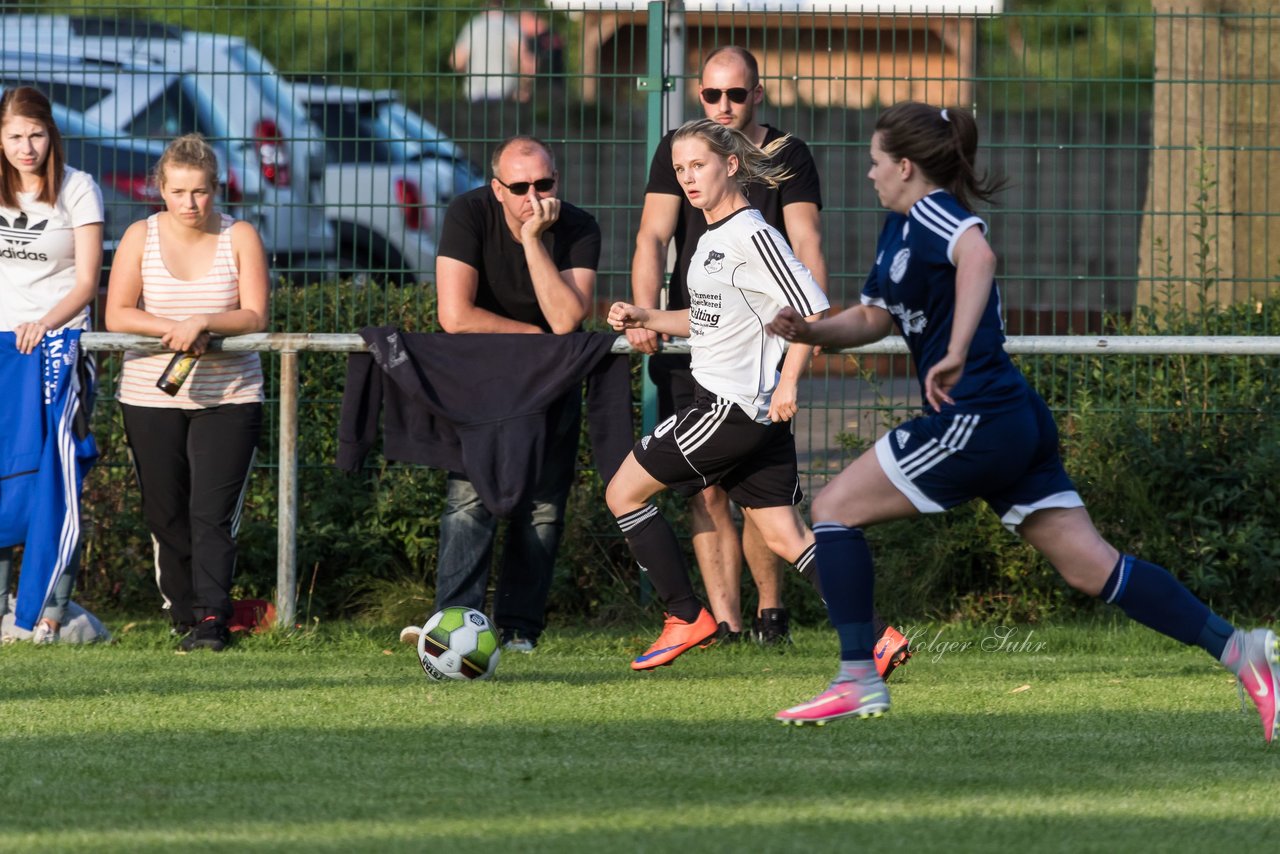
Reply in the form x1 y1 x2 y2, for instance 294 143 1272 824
105 134 269 652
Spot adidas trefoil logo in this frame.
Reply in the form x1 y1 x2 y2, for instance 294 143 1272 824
0 212 51 261
0 212 48 246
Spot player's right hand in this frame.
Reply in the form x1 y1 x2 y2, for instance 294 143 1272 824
766 306 810 342
607 302 649 332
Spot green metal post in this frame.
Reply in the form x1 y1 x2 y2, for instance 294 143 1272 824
634 1 671 605
638 0 670 438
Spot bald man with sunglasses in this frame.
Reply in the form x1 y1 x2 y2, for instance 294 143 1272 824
626 46 831 647
425 135 601 653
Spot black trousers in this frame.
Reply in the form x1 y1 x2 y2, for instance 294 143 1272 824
121 402 262 626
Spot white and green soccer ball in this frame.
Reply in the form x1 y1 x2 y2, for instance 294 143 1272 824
417 606 500 681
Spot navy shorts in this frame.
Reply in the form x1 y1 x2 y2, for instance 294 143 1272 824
634 384 802 509
874 391 1082 531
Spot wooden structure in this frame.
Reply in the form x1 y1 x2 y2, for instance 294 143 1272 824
550 1 1001 107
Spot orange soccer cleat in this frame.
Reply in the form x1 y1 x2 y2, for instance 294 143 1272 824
873 624 912 680
631 608 718 670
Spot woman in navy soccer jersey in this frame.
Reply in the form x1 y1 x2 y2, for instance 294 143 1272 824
767 101 1280 738
604 118 834 671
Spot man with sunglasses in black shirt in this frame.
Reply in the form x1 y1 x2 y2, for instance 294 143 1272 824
413 135 600 653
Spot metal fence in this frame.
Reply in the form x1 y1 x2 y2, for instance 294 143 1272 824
80 331 1280 626
4 3 1276 317
5 2 1280 615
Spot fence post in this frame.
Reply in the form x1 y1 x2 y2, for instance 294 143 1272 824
276 346 299 628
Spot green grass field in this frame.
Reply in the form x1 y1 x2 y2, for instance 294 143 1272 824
1 620 1275 852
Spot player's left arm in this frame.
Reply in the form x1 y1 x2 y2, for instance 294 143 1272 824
750 226 830 423
924 225 997 412
769 310 825 423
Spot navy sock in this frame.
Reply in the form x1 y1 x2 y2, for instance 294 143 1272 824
1196 613 1236 661
615 505 700 622
814 522 875 661
1102 554 1228 655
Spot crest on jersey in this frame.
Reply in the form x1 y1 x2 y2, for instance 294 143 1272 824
889 248 911 284
703 249 725 274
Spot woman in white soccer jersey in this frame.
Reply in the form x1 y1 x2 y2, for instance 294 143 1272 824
766 101 1280 738
606 118 829 670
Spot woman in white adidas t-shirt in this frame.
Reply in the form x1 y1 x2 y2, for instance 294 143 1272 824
604 119 829 671
0 86 104 643
105 134 269 652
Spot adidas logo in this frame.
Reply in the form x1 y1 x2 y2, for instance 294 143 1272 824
0 212 48 246
641 435 651 450
895 429 910 449
0 212 51 261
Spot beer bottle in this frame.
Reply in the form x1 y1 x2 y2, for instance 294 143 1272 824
156 350 199 396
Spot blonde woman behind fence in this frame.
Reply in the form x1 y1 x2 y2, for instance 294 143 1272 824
105 133 269 652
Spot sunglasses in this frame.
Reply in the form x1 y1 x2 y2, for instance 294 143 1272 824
700 87 752 105
495 176 556 195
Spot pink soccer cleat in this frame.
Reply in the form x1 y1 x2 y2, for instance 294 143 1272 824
776 672 890 726
1224 628 1280 743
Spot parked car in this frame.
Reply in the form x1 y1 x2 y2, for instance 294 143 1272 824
292 83 485 284
0 14 333 279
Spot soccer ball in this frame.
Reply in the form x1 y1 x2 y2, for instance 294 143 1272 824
416 606 500 681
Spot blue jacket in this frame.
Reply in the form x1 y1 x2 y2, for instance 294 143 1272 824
0 330 97 630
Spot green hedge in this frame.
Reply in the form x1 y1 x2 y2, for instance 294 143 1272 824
73 285 1280 625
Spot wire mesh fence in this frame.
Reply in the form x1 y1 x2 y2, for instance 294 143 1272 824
4 2 1279 610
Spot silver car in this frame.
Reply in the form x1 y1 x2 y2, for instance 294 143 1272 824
1 14 333 278
293 83 485 284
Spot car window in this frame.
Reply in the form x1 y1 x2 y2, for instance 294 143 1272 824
378 103 463 161
0 76 112 112
123 79 201 139
308 102 395 164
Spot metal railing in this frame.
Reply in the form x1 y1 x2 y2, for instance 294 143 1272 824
80 331 1280 628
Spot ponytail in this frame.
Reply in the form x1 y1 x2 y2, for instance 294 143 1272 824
874 102 1005 210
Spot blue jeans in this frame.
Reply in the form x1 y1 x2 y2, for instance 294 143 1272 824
435 392 579 639
0 544 78 625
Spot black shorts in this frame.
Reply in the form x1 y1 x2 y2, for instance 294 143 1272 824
633 383 803 509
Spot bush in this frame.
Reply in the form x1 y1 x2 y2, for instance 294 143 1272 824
75 283 1280 625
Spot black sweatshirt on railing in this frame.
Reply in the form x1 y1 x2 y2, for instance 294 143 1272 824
336 327 633 517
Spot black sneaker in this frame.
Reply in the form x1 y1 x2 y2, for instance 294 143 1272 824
753 608 793 646
500 629 537 653
181 616 229 652
715 621 743 644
